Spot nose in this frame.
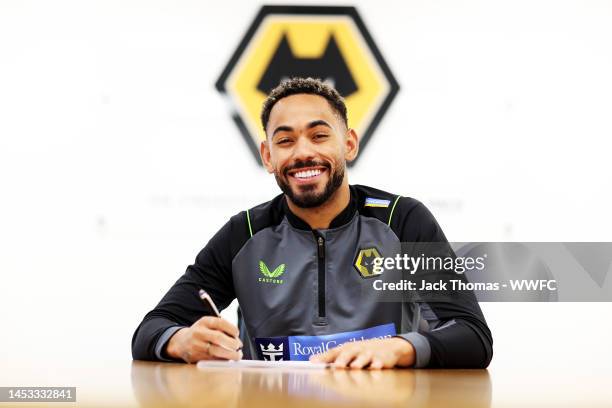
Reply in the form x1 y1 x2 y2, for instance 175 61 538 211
291 135 317 162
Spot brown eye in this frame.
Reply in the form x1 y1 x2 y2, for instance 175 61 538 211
314 134 329 140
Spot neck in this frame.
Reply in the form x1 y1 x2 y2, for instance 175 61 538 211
286 181 350 230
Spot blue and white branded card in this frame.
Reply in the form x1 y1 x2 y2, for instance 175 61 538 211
254 323 397 361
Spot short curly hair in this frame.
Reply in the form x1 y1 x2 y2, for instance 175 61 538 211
260 77 348 132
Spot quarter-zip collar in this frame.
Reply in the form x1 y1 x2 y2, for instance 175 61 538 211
281 185 359 231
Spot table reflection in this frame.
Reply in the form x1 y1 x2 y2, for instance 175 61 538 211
131 361 491 408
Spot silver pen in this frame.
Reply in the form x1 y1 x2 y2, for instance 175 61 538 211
198 289 242 352
199 289 221 317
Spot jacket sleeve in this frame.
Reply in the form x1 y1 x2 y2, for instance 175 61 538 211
392 199 494 368
131 218 238 361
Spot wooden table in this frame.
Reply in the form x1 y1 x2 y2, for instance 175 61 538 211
2 359 611 407
131 361 491 408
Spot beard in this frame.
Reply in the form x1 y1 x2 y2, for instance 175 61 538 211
275 159 345 208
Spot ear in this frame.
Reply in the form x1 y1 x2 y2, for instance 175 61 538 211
344 128 359 162
260 139 275 173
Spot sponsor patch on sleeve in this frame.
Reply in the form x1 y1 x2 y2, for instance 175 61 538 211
365 197 391 208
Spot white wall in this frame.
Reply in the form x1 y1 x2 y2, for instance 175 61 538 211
0 0 610 374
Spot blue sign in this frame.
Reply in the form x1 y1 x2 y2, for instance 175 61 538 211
254 323 397 361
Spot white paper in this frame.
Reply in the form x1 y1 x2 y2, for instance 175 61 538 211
196 360 329 370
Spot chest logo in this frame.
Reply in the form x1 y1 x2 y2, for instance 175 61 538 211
354 247 383 278
259 260 285 284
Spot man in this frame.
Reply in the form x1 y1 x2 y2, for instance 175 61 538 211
132 77 493 369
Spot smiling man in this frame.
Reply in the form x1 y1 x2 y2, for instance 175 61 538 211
132 77 493 369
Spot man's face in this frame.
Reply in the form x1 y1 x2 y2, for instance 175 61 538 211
260 94 358 208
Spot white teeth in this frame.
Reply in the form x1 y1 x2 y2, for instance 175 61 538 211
294 169 322 179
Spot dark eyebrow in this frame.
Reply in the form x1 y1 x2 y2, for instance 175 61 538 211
306 120 332 130
272 120 333 137
272 125 293 136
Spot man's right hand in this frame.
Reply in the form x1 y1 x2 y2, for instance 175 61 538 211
165 316 243 363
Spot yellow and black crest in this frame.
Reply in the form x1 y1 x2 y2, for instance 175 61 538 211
215 5 399 165
354 247 383 278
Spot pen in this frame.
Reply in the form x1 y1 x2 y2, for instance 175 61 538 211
198 289 242 352
199 289 221 317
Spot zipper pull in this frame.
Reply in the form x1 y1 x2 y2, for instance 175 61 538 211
317 236 325 258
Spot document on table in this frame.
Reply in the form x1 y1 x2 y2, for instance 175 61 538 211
197 360 330 370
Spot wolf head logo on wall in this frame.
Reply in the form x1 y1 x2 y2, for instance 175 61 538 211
216 5 399 166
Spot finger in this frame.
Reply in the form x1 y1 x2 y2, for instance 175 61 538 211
369 357 383 370
310 346 341 363
333 348 360 368
195 327 242 351
191 340 214 360
198 316 241 339
209 330 242 351
179 339 213 363
349 351 373 369
208 344 242 361
215 317 241 339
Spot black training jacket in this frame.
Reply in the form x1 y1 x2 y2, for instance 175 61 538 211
132 184 493 367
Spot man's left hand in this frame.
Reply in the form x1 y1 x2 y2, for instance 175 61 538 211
310 338 415 369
